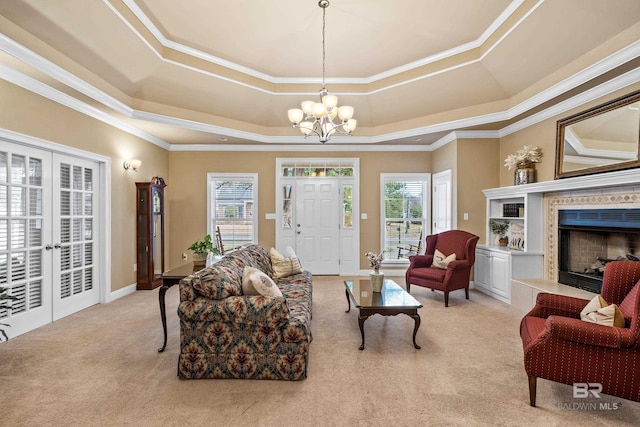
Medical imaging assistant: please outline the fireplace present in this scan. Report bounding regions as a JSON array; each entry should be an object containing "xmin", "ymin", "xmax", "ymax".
[{"xmin": 558, "ymin": 208, "xmax": 640, "ymax": 293}]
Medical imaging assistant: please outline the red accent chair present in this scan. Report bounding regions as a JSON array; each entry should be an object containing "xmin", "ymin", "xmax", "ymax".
[
  {"xmin": 405, "ymin": 230, "xmax": 479, "ymax": 307},
  {"xmin": 520, "ymin": 260, "xmax": 640, "ymax": 406}
]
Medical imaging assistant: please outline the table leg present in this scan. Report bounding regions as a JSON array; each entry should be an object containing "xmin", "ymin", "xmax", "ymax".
[
  {"xmin": 345, "ymin": 288, "xmax": 351, "ymax": 313},
  {"xmin": 410, "ymin": 313, "xmax": 421, "ymax": 349},
  {"xmin": 158, "ymin": 284, "xmax": 169, "ymax": 352},
  {"xmin": 358, "ymin": 313, "xmax": 368, "ymax": 350}
]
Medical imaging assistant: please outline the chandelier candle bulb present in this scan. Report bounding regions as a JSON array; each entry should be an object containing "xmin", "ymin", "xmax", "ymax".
[
  {"xmin": 288, "ymin": 109, "xmax": 304, "ymax": 124},
  {"xmin": 322, "ymin": 94, "xmax": 338, "ymax": 108},
  {"xmin": 312, "ymin": 102, "xmax": 327, "ymax": 118},
  {"xmin": 338, "ymin": 105, "xmax": 354, "ymax": 121},
  {"xmin": 301, "ymin": 100, "xmax": 315, "ymax": 114}
]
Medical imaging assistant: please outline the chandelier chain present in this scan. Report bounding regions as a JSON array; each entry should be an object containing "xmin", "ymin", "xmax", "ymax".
[{"xmin": 322, "ymin": 4, "xmax": 326, "ymax": 88}]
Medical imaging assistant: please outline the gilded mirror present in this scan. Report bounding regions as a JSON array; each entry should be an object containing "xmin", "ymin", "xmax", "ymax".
[{"xmin": 555, "ymin": 89, "xmax": 640, "ymax": 179}]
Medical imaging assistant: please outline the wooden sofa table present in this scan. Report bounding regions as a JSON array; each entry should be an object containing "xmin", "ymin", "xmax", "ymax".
[
  {"xmin": 158, "ymin": 262, "xmax": 201, "ymax": 352},
  {"xmin": 344, "ymin": 279, "xmax": 423, "ymax": 350}
]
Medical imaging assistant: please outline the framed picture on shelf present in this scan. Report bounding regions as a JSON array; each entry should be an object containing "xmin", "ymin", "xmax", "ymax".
[{"xmin": 509, "ymin": 222, "xmax": 525, "ymax": 250}]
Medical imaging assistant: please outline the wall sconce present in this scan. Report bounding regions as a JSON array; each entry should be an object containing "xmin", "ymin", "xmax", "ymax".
[{"xmin": 123, "ymin": 159, "xmax": 142, "ymax": 172}]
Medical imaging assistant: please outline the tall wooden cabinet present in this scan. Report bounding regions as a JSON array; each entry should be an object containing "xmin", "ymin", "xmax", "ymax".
[{"xmin": 136, "ymin": 182, "xmax": 165, "ymax": 290}]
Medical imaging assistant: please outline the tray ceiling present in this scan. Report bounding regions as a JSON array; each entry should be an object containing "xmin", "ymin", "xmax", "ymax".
[{"xmin": 0, "ymin": 0, "xmax": 639, "ymax": 148}]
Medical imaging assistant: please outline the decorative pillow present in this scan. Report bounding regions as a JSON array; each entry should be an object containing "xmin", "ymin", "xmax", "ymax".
[
  {"xmin": 242, "ymin": 266, "xmax": 283, "ymax": 297},
  {"xmin": 431, "ymin": 249, "xmax": 456, "ymax": 269},
  {"xmin": 270, "ymin": 247, "xmax": 303, "ymax": 278},
  {"xmin": 619, "ymin": 281, "xmax": 640, "ymax": 322},
  {"xmin": 580, "ymin": 294, "xmax": 625, "ymax": 328},
  {"xmin": 192, "ymin": 265, "xmax": 242, "ymax": 300}
]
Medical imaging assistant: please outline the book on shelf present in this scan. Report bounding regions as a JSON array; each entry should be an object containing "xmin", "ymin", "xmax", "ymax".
[{"xmin": 502, "ymin": 203, "xmax": 525, "ymax": 217}]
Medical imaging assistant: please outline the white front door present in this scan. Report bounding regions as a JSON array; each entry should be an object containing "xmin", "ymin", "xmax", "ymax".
[
  {"xmin": 432, "ymin": 169, "xmax": 453, "ymax": 234},
  {"xmin": 0, "ymin": 142, "xmax": 100, "ymax": 338},
  {"xmin": 295, "ymin": 179, "xmax": 340, "ymax": 274}
]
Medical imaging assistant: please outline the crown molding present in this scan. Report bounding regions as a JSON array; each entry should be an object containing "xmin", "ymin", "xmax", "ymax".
[
  {"xmin": 168, "ymin": 143, "xmax": 431, "ymax": 152},
  {"xmin": 0, "ymin": 62, "xmax": 170, "ymax": 149},
  {"xmin": 499, "ymin": 67, "xmax": 640, "ymax": 138},
  {"xmin": 0, "ymin": 33, "xmax": 134, "ymax": 117}
]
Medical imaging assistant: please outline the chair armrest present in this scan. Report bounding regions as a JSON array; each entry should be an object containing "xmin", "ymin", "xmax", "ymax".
[
  {"xmin": 408, "ymin": 254, "xmax": 433, "ymax": 269},
  {"xmin": 546, "ymin": 315, "xmax": 633, "ymax": 348},
  {"xmin": 446, "ymin": 259, "xmax": 470, "ymax": 271},
  {"xmin": 526, "ymin": 292, "xmax": 588, "ymax": 319}
]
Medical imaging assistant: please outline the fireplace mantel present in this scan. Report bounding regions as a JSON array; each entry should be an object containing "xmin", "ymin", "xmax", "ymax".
[{"xmin": 483, "ymin": 168, "xmax": 640, "ymax": 199}]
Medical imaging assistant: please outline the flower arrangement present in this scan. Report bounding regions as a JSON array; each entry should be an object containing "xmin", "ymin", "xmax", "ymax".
[
  {"xmin": 489, "ymin": 219, "xmax": 510, "ymax": 237},
  {"xmin": 504, "ymin": 145, "xmax": 543, "ymax": 170},
  {"xmin": 365, "ymin": 251, "xmax": 384, "ymax": 273}
]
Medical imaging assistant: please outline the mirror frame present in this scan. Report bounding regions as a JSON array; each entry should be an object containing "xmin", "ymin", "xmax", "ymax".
[{"xmin": 555, "ymin": 89, "xmax": 640, "ymax": 179}]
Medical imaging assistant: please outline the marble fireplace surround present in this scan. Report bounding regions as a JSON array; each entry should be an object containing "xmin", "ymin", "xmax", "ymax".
[{"xmin": 487, "ymin": 168, "xmax": 640, "ymax": 283}]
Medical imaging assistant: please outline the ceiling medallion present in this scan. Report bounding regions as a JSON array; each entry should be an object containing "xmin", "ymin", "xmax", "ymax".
[{"xmin": 287, "ymin": 0, "xmax": 356, "ymax": 143}]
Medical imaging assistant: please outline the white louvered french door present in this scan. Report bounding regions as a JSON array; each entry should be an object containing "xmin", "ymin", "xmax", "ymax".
[
  {"xmin": 0, "ymin": 141, "xmax": 99, "ymax": 338},
  {"xmin": 52, "ymin": 155, "xmax": 98, "ymax": 320},
  {"xmin": 0, "ymin": 143, "xmax": 53, "ymax": 337}
]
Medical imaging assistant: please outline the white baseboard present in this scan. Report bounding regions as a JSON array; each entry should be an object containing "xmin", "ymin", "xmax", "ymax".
[{"xmin": 107, "ymin": 283, "xmax": 137, "ymax": 302}]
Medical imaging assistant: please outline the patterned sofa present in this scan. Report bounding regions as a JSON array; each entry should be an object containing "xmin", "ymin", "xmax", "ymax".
[{"xmin": 177, "ymin": 245, "xmax": 312, "ymax": 380}]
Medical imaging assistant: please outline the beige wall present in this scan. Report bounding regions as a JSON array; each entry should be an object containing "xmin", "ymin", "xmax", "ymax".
[
  {"xmin": 457, "ymin": 139, "xmax": 500, "ymax": 245},
  {"xmin": 168, "ymin": 151, "xmax": 433, "ymax": 271},
  {"xmin": 0, "ymin": 80, "xmax": 169, "ymax": 292}
]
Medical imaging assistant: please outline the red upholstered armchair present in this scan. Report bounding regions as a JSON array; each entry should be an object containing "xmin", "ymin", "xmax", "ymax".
[
  {"xmin": 520, "ymin": 260, "xmax": 640, "ymax": 406},
  {"xmin": 405, "ymin": 230, "xmax": 479, "ymax": 307}
]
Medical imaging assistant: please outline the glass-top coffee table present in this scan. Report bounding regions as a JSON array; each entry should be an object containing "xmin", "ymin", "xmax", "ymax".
[{"xmin": 344, "ymin": 278, "xmax": 423, "ymax": 350}]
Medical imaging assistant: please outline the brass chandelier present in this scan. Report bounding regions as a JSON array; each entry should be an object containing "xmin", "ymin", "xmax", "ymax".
[{"xmin": 287, "ymin": 0, "xmax": 356, "ymax": 143}]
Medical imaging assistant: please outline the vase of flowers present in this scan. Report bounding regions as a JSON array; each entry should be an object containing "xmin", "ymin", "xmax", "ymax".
[
  {"xmin": 365, "ymin": 251, "xmax": 385, "ymax": 292},
  {"xmin": 504, "ymin": 145, "xmax": 543, "ymax": 185},
  {"xmin": 489, "ymin": 219, "xmax": 510, "ymax": 246}
]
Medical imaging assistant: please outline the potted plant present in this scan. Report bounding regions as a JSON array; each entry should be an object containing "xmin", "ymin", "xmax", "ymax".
[
  {"xmin": 0, "ymin": 286, "xmax": 18, "ymax": 342},
  {"xmin": 188, "ymin": 234, "xmax": 220, "ymax": 267},
  {"xmin": 489, "ymin": 219, "xmax": 510, "ymax": 246}
]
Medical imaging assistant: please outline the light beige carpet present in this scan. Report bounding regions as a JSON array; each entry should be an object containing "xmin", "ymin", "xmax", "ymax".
[{"xmin": 1, "ymin": 276, "xmax": 638, "ymax": 426}]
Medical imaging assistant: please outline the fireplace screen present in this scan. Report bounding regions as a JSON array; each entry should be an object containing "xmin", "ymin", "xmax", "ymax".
[{"xmin": 558, "ymin": 209, "xmax": 640, "ymax": 293}]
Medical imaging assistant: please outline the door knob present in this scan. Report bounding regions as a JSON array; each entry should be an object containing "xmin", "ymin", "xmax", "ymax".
[
  {"xmin": 54, "ymin": 243, "xmax": 61, "ymax": 249},
  {"xmin": 45, "ymin": 244, "xmax": 53, "ymax": 250}
]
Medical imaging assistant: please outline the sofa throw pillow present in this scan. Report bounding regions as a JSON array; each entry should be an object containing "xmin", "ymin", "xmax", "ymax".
[
  {"xmin": 242, "ymin": 266, "xmax": 283, "ymax": 298},
  {"xmin": 270, "ymin": 247, "xmax": 303, "ymax": 278},
  {"xmin": 431, "ymin": 249, "xmax": 456, "ymax": 269},
  {"xmin": 580, "ymin": 294, "xmax": 625, "ymax": 328}
]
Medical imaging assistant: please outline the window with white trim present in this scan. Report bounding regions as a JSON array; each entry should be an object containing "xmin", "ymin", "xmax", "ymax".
[
  {"xmin": 381, "ymin": 174, "xmax": 430, "ymax": 262},
  {"xmin": 207, "ymin": 174, "xmax": 257, "ymax": 252}
]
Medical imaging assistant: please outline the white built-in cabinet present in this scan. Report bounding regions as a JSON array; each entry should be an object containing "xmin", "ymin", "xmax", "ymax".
[{"xmin": 474, "ymin": 189, "xmax": 544, "ymax": 303}]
